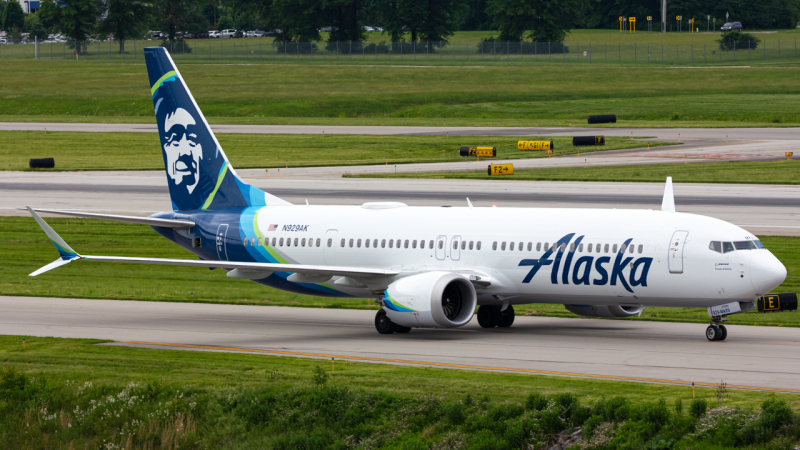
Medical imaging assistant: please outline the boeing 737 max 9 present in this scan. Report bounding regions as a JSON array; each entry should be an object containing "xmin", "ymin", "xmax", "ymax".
[{"xmin": 27, "ymin": 47, "xmax": 792, "ymax": 341}]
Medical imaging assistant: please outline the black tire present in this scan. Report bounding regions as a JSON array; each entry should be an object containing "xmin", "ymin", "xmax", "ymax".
[
  {"xmin": 395, "ymin": 325, "xmax": 412, "ymax": 333},
  {"xmin": 498, "ymin": 305, "xmax": 515, "ymax": 328},
  {"xmin": 477, "ymin": 305, "xmax": 499, "ymax": 328},
  {"xmin": 718, "ymin": 325, "xmax": 727, "ymax": 341},
  {"xmin": 706, "ymin": 325, "xmax": 720, "ymax": 341},
  {"xmin": 375, "ymin": 309, "xmax": 396, "ymax": 335}
]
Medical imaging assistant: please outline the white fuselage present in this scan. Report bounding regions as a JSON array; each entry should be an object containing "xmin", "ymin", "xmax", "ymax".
[{"xmin": 239, "ymin": 203, "xmax": 786, "ymax": 309}]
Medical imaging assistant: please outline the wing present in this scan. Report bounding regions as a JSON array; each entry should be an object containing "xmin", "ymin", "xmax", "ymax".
[
  {"xmin": 26, "ymin": 207, "xmax": 398, "ymax": 279},
  {"xmin": 24, "ymin": 208, "xmax": 195, "ymax": 229}
]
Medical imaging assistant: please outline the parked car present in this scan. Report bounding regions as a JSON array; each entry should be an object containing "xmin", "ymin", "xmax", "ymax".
[
  {"xmin": 245, "ymin": 30, "xmax": 264, "ymax": 38},
  {"xmin": 220, "ymin": 29, "xmax": 237, "ymax": 38},
  {"xmin": 264, "ymin": 30, "xmax": 278, "ymax": 37},
  {"xmin": 208, "ymin": 31, "xmax": 220, "ymax": 38},
  {"xmin": 720, "ymin": 21, "xmax": 743, "ymax": 31}
]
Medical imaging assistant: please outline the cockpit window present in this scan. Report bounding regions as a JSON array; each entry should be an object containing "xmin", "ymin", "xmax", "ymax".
[
  {"xmin": 754, "ymin": 240, "xmax": 765, "ymax": 249},
  {"xmin": 709, "ymin": 241, "xmax": 722, "ymax": 253},
  {"xmin": 734, "ymin": 241, "xmax": 752, "ymax": 250},
  {"xmin": 722, "ymin": 242, "xmax": 735, "ymax": 253}
]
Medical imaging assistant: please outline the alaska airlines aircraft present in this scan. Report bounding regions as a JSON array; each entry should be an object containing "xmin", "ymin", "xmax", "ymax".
[{"xmin": 28, "ymin": 47, "xmax": 789, "ymax": 341}]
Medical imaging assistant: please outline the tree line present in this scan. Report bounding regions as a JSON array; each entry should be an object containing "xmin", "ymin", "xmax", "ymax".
[{"xmin": 2, "ymin": 0, "xmax": 799, "ymax": 53}]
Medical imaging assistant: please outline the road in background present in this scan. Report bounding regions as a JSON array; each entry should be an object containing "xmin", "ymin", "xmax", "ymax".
[
  {"xmin": 2, "ymin": 296, "xmax": 798, "ymax": 392},
  {"xmin": 2, "ymin": 171, "xmax": 798, "ymax": 235}
]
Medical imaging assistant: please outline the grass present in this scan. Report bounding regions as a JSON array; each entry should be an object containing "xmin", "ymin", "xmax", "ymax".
[
  {"xmin": 0, "ymin": 130, "xmax": 669, "ymax": 171},
  {"xmin": 2, "ymin": 217, "xmax": 798, "ymax": 327},
  {"xmin": 350, "ymin": 160, "xmax": 800, "ymax": 185},
  {"xmin": 2, "ymin": 335, "xmax": 799, "ymax": 448},
  {"xmin": 2, "ymin": 61, "xmax": 800, "ymax": 127}
]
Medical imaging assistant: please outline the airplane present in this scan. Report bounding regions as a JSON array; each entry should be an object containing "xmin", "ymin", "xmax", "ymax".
[{"xmin": 27, "ymin": 47, "xmax": 792, "ymax": 341}]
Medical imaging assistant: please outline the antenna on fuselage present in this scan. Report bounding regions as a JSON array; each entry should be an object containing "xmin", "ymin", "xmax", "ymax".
[
  {"xmin": 466, "ymin": 198, "xmax": 473, "ymax": 209},
  {"xmin": 661, "ymin": 177, "xmax": 676, "ymax": 212}
]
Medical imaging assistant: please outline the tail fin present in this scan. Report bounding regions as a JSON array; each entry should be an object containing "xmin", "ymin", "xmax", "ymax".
[{"xmin": 144, "ymin": 47, "xmax": 290, "ymax": 211}]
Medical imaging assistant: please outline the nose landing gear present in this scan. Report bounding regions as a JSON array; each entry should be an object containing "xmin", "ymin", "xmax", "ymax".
[{"xmin": 706, "ymin": 323, "xmax": 727, "ymax": 341}]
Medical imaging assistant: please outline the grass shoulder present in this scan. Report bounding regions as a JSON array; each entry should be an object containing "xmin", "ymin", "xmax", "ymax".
[
  {"xmin": 349, "ymin": 160, "xmax": 800, "ymax": 185},
  {"xmin": 0, "ymin": 130, "xmax": 671, "ymax": 171}
]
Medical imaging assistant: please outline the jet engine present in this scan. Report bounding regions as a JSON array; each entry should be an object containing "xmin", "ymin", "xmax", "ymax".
[
  {"xmin": 383, "ymin": 272, "xmax": 477, "ymax": 328},
  {"xmin": 565, "ymin": 304, "xmax": 644, "ymax": 318}
]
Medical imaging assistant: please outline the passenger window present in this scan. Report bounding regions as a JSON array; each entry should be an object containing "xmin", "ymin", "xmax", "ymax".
[
  {"xmin": 604, "ymin": 244, "xmax": 609, "ymax": 253},
  {"xmin": 492, "ymin": 241, "xmax": 497, "ymax": 250},
  {"xmin": 429, "ymin": 240, "xmax": 434, "ymax": 249},
  {"xmin": 722, "ymin": 242, "xmax": 735, "ymax": 253},
  {"xmin": 469, "ymin": 241, "xmax": 474, "ymax": 250},
  {"xmin": 326, "ymin": 238, "xmax": 331, "ymax": 247},
  {"xmin": 569, "ymin": 243, "xmax": 575, "ymax": 252},
  {"xmin": 637, "ymin": 244, "xmax": 643, "ymax": 253},
  {"xmin": 280, "ymin": 238, "xmax": 284, "ymax": 246},
  {"xmin": 381, "ymin": 239, "xmax": 386, "ymax": 248},
  {"xmin": 357, "ymin": 239, "xmax": 362, "ymax": 248},
  {"xmin": 272, "ymin": 238, "xmax": 277, "ymax": 246},
  {"xmin": 578, "ymin": 243, "xmax": 583, "ymax": 252},
  {"xmin": 404, "ymin": 240, "xmax": 409, "ymax": 249},
  {"xmin": 613, "ymin": 244, "xmax": 618, "ymax": 253},
  {"xmin": 374, "ymin": 239, "xmax": 378, "ymax": 248},
  {"xmin": 453, "ymin": 241, "xmax": 458, "ymax": 250},
  {"xmin": 420, "ymin": 240, "xmax": 425, "ymax": 249},
  {"xmin": 340, "ymin": 239, "xmax": 345, "ymax": 248},
  {"xmin": 501, "ymin": 242, "xmax": 507, "ymax": 251},
  {"xmin": 461, "ymin": 241, "xmax": 466, "ymax": 250},
  {"xmin": 294, "ymin": 238, "xmax": 298, "ymax": 246},
  {"xmin": 389, "ymin": 240, "xmax": 394, "ymax": 248},
  {"xmin": 518, "ymin": 242, "xmax": 523, "ymax": 251},
  {"xmin": 509, "ymin": 242, "xmax": 514, "ymax": 251},
  {"xmin": 287, "ymin": 238, "xmax": 292, "ymax": 247},
  {"xmin": 438, "ymin": 240, "xmax": 444, "ymax": 250},
  {"xmin": 257, "ymin": 237, "xmax": 262, "ymax": 246},
  {"xmin": 365, "ymin": 239, "xmax": 370, "ymax": 248},
  {"xmin": 709, "ymin": 241, "xmax": 722, "ymax": 253},
  {"xmin": 304, "ymin": 238, "xmax": 309, "ymax": 247},
  {"xmin": 543, "ymin": 242, "xmax": 549, "ymax": 251},
  {"xmin": 477, "ymin": 241, "xmax": 482, "ymax": 250},
  {"xmin": 629, "ymin": 244, "xmax": 634, "ymax": 253},
  {"xmin": 412, "ymin": 240, "xmax": 417, "ymax": 249},
  {"xmin": 251, "ymin": 238, "xmax": 256, "ymax": 246},
  {"xmin": 536, "ymin": 243, "xmax": 541, "ymax": 251},
  {"xmin": 527, "ymin": 242, "xmax": 532, "ymax": 251},
  {"xmin": 587, "ymin": 243, "xmax": 593, "ymax": 252}
]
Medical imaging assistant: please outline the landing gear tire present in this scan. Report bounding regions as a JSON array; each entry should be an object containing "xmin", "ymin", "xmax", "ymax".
[
  {"xmin": 498, "ymin": 305, "xmax": 515, "ymax": 328},
  {"xmin": 706, "ymin": 325, "xmax": 721, "ymax": 341},
  {"xmin": 375, "ymin": 309, "xmax": 396, "ymax": 335},
  {"xmin": 718, "ymin": 325, "xmax": 727, "ymax": 341},
  {"xmin": 395, "ymin": 325, "xmax": 412, "ymax": 333},
  {"xmin": 477, "ymin": 305, "xmax": 500, "ymax": 328}
]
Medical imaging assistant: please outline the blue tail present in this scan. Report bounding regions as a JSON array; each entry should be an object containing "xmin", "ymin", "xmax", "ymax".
[{"xmin": 144, "ymin": 47, "xmax": 288, "ymax": 211}]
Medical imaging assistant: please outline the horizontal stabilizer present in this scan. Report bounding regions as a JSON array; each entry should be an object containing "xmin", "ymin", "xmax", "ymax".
[
  {"xmin": 29, "ymin": 257, "xmax": 78, "ymax": 277},
  {"xmin": 24, "ymin": 208, "xmax": 195, "ymax": 229}
]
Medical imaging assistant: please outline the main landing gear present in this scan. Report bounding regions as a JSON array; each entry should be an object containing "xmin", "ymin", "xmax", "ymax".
[
  {"xmin": 477, "ymin": 305, "xmax": 515, "ymax": 328},
  {"xmin": 706, "ymin": 319, "xmax": 728, "ymax": 341},
  {"xmin": 374, "ymin": 309, "xmax": 411, "ymax": 335}
]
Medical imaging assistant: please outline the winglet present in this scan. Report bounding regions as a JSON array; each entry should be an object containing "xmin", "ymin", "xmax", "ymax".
[
  {"xmin": 26, "ymin": 206, "xmax": 81, "ymax": 276},
  {"xmin": 661, "ymin": 177, "xmax": 675, "ymax": 213}
]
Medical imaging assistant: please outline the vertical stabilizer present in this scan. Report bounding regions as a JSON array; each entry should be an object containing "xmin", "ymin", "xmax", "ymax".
[
  {"xmin": 661, "ymin": 177, "xmax": 676, "ymax": 212},
  {"xmin": 144, "ymin": 47, "xmax": 290, "ymax": 211}
]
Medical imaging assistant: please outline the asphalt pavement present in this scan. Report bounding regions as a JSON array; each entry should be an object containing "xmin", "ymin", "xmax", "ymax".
[{"xmin": 2, "ymin": 296, "xmax": 798, "ymax": 392}]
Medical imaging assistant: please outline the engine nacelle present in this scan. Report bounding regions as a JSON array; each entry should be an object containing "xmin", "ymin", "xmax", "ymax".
[
  {"xmin": 565, "ymin": 304, "xmax": 644, "ymax": 318},
  {"xmin": 383, "ymin": 272, "xmax": 477, "ymax": 328}
]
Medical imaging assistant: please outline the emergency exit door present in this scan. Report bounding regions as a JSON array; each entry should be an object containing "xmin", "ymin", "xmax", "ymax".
[{"xmin": 668, "ymin": 230, "xmax": 689, "ymax": 273}]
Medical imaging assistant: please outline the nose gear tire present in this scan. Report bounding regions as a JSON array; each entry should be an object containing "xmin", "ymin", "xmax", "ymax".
[{"xmin": 706, "ymin": 325, "xmax": 720, "ymax": 341}]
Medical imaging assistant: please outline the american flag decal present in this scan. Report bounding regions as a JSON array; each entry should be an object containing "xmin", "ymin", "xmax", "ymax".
[{"xmin": 268, "ymin": 224, "xmax": 278, "ymax": 231}]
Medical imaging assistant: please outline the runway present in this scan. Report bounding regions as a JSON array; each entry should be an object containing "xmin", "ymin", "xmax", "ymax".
[
  {"xmin": 2, "ymin": 171, "xmax": 799, "ymax": 235},
  {"xmin": 2, "ymin": 296, "xmax": 799, "ymax": 392}
]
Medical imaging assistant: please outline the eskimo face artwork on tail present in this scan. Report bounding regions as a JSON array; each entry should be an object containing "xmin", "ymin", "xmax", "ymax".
[{"xmin": 163, "ymin": 108, "xmax": 203, "ymax": 194}]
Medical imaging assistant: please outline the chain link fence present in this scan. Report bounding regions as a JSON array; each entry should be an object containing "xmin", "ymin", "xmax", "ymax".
[{"xmin": 2, "ymin": 37, "xmax": 797, "ymax": 65}]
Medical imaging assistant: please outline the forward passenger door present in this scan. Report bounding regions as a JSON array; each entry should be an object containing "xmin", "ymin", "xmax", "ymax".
[{"xmin": 668, "ymin": 231, "xmax": 689, "ymax": 274}]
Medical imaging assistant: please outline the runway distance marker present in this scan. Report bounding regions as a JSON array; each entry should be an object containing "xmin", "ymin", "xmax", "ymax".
[{"xmin": 121, "ymin": 341, "xmax": 800, "ymax": 394}]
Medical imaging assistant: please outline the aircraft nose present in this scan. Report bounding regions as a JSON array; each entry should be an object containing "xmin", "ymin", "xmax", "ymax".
[{"xmin": 750, "ymin": 251, "xmax": 787, "ymax": 295}]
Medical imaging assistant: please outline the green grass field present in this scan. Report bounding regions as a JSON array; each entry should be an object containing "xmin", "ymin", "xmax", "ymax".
[
  {"xmin": 3, "ymin": 335, "xmax": 799, "ymax": 449},
  {"xmin": 0, "ymin": 130, "xmax": 669, "ymax": 171},
  {"xmin": 3, "ymin": 217, "xmax": 798, "ymax": 327},
  {"xmin": 3, "ymin": 60, "xmax": 800, "ymax": 127},
  {"xmin": 351, "ymin": 160, "xmax": 800, "ymax": 185}
]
